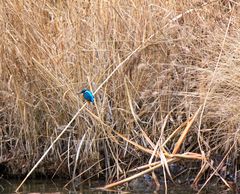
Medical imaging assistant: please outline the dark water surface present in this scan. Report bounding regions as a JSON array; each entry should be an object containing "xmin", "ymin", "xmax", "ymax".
[{"xmin": 0, "ymin": 179, "xmax": 232, "ymax": 194}]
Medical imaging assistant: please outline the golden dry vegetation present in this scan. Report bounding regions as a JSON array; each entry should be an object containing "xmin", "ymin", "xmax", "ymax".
[{"xmin": 0, "ymin": 0, "xmax": 240, "ymax": 190}]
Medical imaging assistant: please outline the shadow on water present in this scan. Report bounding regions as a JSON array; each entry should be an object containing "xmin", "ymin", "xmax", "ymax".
[{"xmin": 0, "ymin": 179, "xmax": 233, "ymax": 194}]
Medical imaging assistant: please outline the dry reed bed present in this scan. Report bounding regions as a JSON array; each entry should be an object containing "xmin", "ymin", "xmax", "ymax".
[{"xmin": 0, "ymin": 0, "xmax": 240, "ymax": 191}]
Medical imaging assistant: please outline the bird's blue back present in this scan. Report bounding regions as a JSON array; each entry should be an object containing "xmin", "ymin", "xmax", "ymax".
[{"xmin": 83, "ymin": 90, "xmax": 94, "ymax": 103}]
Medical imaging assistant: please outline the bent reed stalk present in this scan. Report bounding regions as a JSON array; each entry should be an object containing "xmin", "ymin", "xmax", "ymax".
[{"xmin": 15, "ymin": 42, "xmax": 146, "ymax": 192}]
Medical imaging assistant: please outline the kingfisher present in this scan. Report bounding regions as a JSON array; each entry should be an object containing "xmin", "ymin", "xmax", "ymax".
[{"xmin": 79, "ymin": 88, "xmax": 95, "ymax": 104}]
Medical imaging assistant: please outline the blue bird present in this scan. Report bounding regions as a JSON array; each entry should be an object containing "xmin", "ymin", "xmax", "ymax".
[{"xmin": 80, "ymin": 88, "xmax": 95, "ymax": 104}]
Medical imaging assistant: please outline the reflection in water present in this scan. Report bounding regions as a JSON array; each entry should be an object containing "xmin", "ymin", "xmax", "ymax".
[{"xmin": 0, "ymin": 179, "xmax": 232, "ymax": 194}]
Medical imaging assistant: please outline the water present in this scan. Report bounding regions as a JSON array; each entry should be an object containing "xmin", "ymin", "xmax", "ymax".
[{"xmin": 0, "ymin": 179, "xmax": 232, "ymax": 194}]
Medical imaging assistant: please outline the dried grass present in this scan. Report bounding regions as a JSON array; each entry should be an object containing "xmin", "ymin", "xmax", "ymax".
[{"xmin": 0, "ymin": 0, "xmax": 240, "ymax": 192}]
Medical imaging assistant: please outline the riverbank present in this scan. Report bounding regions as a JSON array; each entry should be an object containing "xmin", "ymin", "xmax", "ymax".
[{"xmin": 1, "ymin": 178, "xmax": 231, "ymax": 194}]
